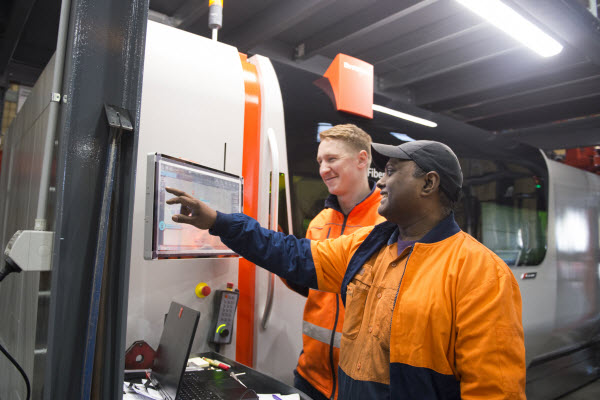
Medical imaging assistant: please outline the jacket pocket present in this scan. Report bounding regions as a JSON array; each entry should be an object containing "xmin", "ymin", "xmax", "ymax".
[
  {"xmin": 343, "ymin": 280, "xmax": 370, "ymax": 340},
  {"xmin": 372, "ymin": 288, "xmax": 395, "ymax": 350}
]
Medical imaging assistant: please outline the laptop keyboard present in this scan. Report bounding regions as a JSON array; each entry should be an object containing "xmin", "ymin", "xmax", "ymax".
[{"xmin": 177, "ymin": 372, "xmax": 222, "ymax": 400}]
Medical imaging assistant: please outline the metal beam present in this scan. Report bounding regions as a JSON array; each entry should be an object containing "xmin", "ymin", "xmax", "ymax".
[
  {"xmin": 471, "ymin": 94, "xmax": 600, "ymax": 131},
  {"xmin": 171, "ymin": 0, "xmax": 208, "ymax": 31},
  {"xmin": 5, "ymin": 61, "xmax": 43, "ymax": 87},
  {"xmin": 357, "ymin": 9, "xmax": 483, "ymax": 67},
  {"xmin": 296, "ymin": 0, "xmax": 439, "ymax": 60},
  {"xmin": 413, "ymin": 47, "xmax": 586, "ymax": 106},
  {"xmin": 422, "ymin": 62, "xmax": 600, "ymax": 112},
  {"xmin": 499, "ymin": 114, "xmax": 600, "ymax": 149},
  {"xmin": 223, "ymin": 0, "xmax": 336, "ymax": 53},
  {"xmin": 148, "ymin": 10, "xmax": 180, "ymax": 27},
  {"xmin": 0, "ymin": 0, "xmax": 37, "ymax": 78},
  {"xmin": 251, "ymin": 39, "xmax": 415, "ymax": 103},
  {"xmin": 252, "ymin": 39, "xmax": 333, "ymax": 75},
  {"xmin": 458, "ymin": 75, "xmax": 600, "ymax": 122},
  {"xmin": 380, "ymin": 36, "xmax": 520, "ymax": 88}
]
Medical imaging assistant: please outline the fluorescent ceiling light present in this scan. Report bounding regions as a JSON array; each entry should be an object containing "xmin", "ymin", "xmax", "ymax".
[
  {"xmin": 390, "ymin": 132, "xmax": 416, "ymax": 142},
  {"xmin": 456, "ymin": 0, "xmax": 563, "ymax": 57},
  {"xmin": 372, "ymin": 104, "xmax": 437, "ymax": 128}
]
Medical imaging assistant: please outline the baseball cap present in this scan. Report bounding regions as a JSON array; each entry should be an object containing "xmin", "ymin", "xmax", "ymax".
[{"xmin": 371, "ymin": 140, "xmax": 463, "ymax": 201}]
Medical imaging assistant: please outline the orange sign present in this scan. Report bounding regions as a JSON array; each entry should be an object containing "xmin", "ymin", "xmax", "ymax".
[{"xmin": 318, "ymin": 54, "xmax": 373, "ymax": 119}]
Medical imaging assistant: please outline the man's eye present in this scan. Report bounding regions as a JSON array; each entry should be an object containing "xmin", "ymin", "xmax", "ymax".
[{"xmin": 385, "ymin": 168, "xmax": 395, "ymax": 176}]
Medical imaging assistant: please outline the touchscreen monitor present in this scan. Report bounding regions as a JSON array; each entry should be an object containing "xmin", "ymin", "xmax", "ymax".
[{"xmin": 144, "ymin": 154, "xmax": 243, "ymax": 259}]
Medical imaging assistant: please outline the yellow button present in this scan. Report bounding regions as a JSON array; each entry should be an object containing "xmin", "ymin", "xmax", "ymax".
[
  {"xmin": 368, "ymin": 327, "xmax": 373, "ymax": 333},
  {"xmin": 391, "ymin": 262, "xmax": 396, "ymax": 267},
  {"xmin": 377, "ymin": 293, "xmax": 382, "ymax": 299},
  {"xmin": 357, "ymin": 362, "xmax": 361, "ymax": 370}
]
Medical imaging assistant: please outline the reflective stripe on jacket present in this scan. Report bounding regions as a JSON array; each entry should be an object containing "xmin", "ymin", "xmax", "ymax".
[
  {"xmin": 211, "ymin": 213, "xmax": 526, "ymax": 399},
  {"xmin": 295, "ymin": 185, "xmax": 384, "ymax": 399}
]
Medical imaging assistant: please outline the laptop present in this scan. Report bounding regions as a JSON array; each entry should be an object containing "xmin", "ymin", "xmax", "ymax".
[{"xmin": 147, "ymin": 301, "xmax": 256, "ymax": 400}]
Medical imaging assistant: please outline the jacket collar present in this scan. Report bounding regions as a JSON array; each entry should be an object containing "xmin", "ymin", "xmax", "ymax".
[
  {"xmin": 324, "ymin": 180, "xmax": 378, "ymax": 214},
  {"xmin": 387, "ymin": 212, "xmax": 460, "ymax": 245}
]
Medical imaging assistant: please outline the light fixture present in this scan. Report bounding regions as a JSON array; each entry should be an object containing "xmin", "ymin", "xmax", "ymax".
[
  {"xmin": 456, "ymin": 0, "xmax": 563, "ymax": 57},
  {"xmin": 372, "ymin": 104, "xmax": 437, "ymax": 128},
  {"xmin": 389, "ymin": 132, "xmax": 416, "ymax": 142}
]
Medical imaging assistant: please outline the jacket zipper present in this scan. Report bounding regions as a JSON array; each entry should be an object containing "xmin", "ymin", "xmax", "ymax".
[
  {"xmin": 390, "ymin": 247, "xmax": 413, "ymax": 335},
  {"xmin": 340, "ymin": 213, "xmax": 348, "ymax": 235}
]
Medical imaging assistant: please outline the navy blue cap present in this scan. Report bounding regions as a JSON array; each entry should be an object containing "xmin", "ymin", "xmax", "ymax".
[{"xmin": 371, "ymin": 140, "xmax": 463, "ymax": 201}]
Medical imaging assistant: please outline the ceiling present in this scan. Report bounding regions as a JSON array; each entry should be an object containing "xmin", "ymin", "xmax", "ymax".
[{"xmin": 2, "ymin": 0, "xmax": 600, "ymax": 150}]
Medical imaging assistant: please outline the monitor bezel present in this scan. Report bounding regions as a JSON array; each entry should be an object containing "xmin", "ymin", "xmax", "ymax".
[{"xmin": 144, "ymin": 153, "xmax": 243, "ymax": 260}]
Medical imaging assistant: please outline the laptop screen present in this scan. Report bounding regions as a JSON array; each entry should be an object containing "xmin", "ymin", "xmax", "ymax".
[{"xmin": 152, "ymin": 302, "xmax": 200, "ymax": 400}]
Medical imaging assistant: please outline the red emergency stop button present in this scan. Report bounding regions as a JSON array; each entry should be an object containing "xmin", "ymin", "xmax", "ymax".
[
  {"xmin": 195, "ymin": 282, "xmax": 211, "ymax": 298},
  {"xmin": 227, "ymin": 282, "xmax": 234, "ymax": 289}
]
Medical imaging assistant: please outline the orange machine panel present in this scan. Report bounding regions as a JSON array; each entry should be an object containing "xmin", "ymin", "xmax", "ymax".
[
  {"xmin": 565, "ymin": 147, "xmax": 600, "ymax": 174},
  {"xmin": 237, "ymin": 53, "xmax": 261, "ymax": 366}
]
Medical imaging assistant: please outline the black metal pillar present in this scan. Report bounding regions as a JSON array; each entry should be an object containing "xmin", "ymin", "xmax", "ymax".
[{"xmin": 43, "ymin": 0, "xmax": 148, "ymax": 399}]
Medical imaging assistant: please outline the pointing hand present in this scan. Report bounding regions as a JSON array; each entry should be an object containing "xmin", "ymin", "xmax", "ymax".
[{"xmin": 165, "ymin": 187, "xmax": 218, "ymax": 230}]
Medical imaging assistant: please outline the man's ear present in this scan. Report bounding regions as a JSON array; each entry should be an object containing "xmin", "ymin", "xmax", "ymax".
[
  {"xmin": 357, "ymin": 150, "xmax": 369, "ymax": 169},
  {"xmin": 422, "ymin": 171, "xmax": 441, "ymax": 196}
]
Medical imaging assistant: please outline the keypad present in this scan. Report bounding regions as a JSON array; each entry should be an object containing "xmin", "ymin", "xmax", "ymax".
[{"xmin": 178, "ymin": 373, "xmax": 221, "ymax": 400}]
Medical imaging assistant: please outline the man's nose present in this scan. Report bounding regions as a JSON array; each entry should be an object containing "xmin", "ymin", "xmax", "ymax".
[{"xmin": 376, "ymin": 177, "xmax": 385, "ymax": 189}]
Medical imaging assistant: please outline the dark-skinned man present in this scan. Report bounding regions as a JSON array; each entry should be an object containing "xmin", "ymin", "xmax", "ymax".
[{"xmin": 166, "ymin": 140, "xmax": 526, "ymax": 400}]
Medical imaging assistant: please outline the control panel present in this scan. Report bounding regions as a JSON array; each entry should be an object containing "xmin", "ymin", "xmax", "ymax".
[{"xmin": 209, "ymin": 284, "xmax": 239, "ymax": 344}]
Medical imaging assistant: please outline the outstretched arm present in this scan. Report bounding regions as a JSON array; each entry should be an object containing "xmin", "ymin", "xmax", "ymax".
[
  {"xmin": 165, "ymin": 187, "xmax": 319, "ymax": 289},
  {"xmin": 165, "ymin": 187, "xmax": 351, "ymax": 293}
]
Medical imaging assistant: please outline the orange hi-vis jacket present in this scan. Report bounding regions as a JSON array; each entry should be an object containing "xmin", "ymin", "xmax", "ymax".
[
  {"xmin": 211, "ymin": 213, "xmax": 526, "ymax": 399},
  {"xmin": 294, "ymin": 186, "xmax": 384, "ymax": 399}
]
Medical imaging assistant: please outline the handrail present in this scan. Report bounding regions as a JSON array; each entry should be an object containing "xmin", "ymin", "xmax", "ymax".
[{"xmin": 261, "ymin": 128, "xmax": 279, "ymax": 329}]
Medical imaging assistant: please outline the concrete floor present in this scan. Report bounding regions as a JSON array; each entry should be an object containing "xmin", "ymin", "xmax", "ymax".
[{"xmin": 559, "ymin": 378, "xmax": 600, "ymax": 399}]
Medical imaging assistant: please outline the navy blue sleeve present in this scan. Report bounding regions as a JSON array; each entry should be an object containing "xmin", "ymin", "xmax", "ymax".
[{"xmin": 209, "ymin": 212, "xmax": 318, "ymax": 289}]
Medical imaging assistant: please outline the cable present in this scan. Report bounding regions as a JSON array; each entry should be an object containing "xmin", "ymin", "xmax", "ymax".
[
  {"xmin": 238, "ymin": 388, "xmax": 258, "ymax": 399},
  {"xmin": 0, "ymin": 257, "xmax": 22, "ymax": 283},
  {"xmin": 0, "ymin": 341, "xmax": 31, "ymax": 400}
]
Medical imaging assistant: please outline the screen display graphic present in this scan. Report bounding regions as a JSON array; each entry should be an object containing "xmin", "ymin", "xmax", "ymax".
[{"xmin": 146, "ymin": 154, "xmax": 243, "ymax": 259}]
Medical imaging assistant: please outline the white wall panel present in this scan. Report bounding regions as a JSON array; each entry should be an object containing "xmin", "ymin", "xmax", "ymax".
[{"xmin": 0, "ymin": 54, "xmax": 55, "ymax": 400}]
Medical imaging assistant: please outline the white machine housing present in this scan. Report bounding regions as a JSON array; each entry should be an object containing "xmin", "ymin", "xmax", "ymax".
[{"xmin": 126, "ymin": 21, "xmax": 304, "ymax": 383}]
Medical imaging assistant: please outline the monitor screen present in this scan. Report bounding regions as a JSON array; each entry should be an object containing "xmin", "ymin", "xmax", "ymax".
[{"xmin": 145, "ymin": 154, "xmax": 243, "ymax": 259}]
